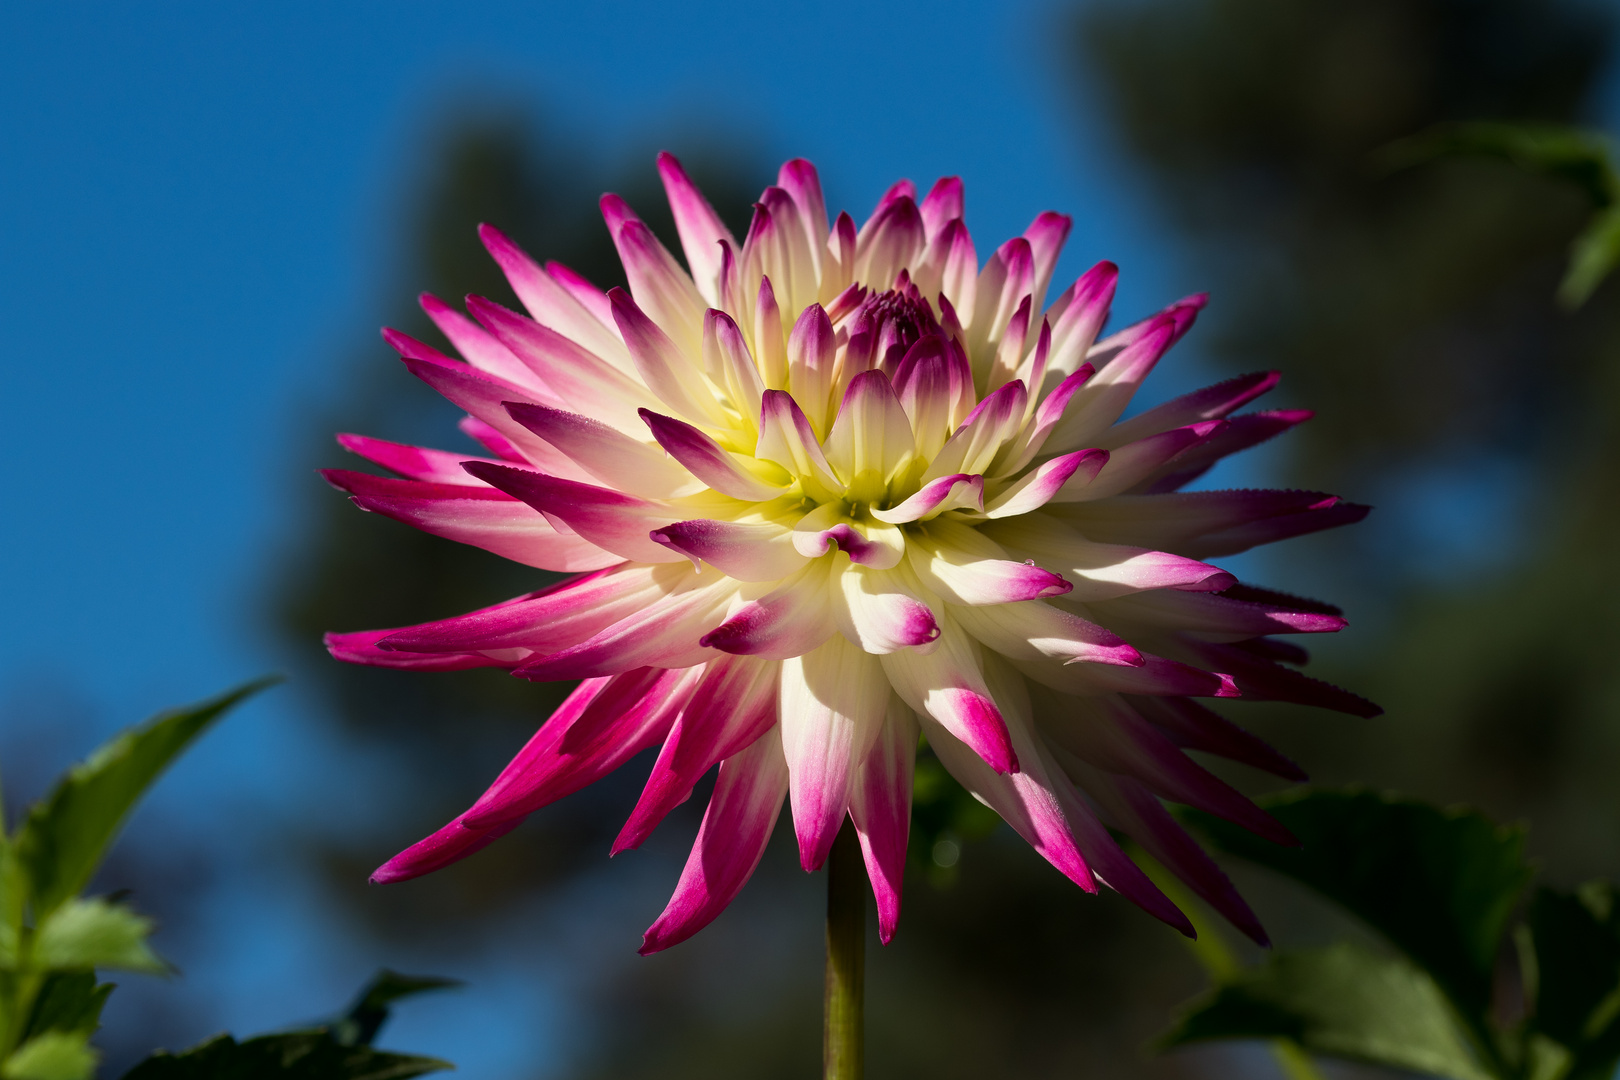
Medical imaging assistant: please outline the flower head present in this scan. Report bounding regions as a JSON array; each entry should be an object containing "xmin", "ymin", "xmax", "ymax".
[{"xmin": 325, "ymin": 155, "xmax": 1375, "ymax": 953}]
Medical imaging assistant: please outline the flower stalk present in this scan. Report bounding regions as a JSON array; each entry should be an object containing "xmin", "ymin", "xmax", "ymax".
[{"xmin": 824, "ymin": 821, "xmax": 865, "ymax": 1080}]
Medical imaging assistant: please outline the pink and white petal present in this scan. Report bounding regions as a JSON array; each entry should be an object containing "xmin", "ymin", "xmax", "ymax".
[
  {"xmin": 891, "ymin": 333, "xmax": 975, "ymax": 459},
  {"xmin": 1049, "ymin": 489, "xmax": 1371, "ymax": 559},
  {"xmin": 639, "ymin": 723, "xmax": 789, "ymax": 954},
  {"xmin": 1090, "ymin": 588, "xmax": 1347, "ymax": 640},
  {"xmin": 702, "ymin": 310, "xmax": 766, "ymax": 436},
  {"xmin": 1127, "ymin": 694, "xmax": 1306, "ymax": 781},
  {"xmin": 996, "ymin": 369, "xmax": 1097, "ymax": 478},
  {"xmin": 919, "ymin": 656, "xmax": 1095, "ymax": 889},
  {"xmin": 871, "ymin": 473, "xmax": 983, "ymax": 524},
  {"xmin": 392, "ymin": 350, "xmax": 593, "ymax": 480},
  {"xmin": 336, "ymin": 434, "xmax": 499, "ymax": 486},
  {"xmin": 545, "ymin": 261, "xmax": 618, "ymax": 329},
  {"xmin": 792, "ymin": 502, "xmax": 905, "ymax": 569},
  {"xmin": 419, "ymin": 292, "xmax": 555, "ymax": 397},
  {"xmin": 1085, "ymin": 765, "xmax": 1266, "ymax": 943},
  {"xmin": 1038, "ymin": 744, "xmax": 1193, "ymax": 936},
  {"xmin": 880, "ymin": 617, "xmax": 1018, "ymax": 774},
  {"xmin": 824, "ymin": 370, "xmax": 916, "ymax": 491},
  {"xmin": 652, "ymin": 517, "xmax": 807, "ymax": 581},
  {"xmin": 462, "ymin": 462, "xmax": 683, "ymax": 564},
  {"xmin": 1022, "ymin": 212, "xmax": 1073, "ymax": 317},
  {"xmin": 849, "ymin": 695, "xmax": 919, "ymax": 942},
  {"xmin": 986, "ymin": 294, "xmax": 1033, "ymax": 394},
  {"xmin": 982, "ymin": 449, "xmax": 1108, "ymax": 518},
  {"xmin": 609, "ymin": 288, "xmax": 730, "ymax": 427},
  {"xmin": 701, "ymin": 561, "xmax": 838, "ymax": 659},
  {"xmin": 753, "ymin": 276, "xmax": 789, "ymax": 390},
  {"xmin": 477, "ymin": 224, "xmax": 631, "ymax": 368},
  {"xmin": 639, "ymin": 409, "xmax": 787, "ymax": 501},
  {"xmin": 967, "ymin": 237, "xmax": 1033, "ymax": 368},
  {"xmin": 469, "ymin": 668, "xmax": 698, "ymax": 827},
  {"xmin": 1136, "ymin": 410, "xmax": 1313, "ymax": 494},
  {"xmin": 603, "ymin": 198, "xmax": 708, "ymax": 355},
  {"xmin": 918, "ymin": 176, "xmax": 964, "ymax": 240},
  {"xmin": 458, "ymin": 415, "xmax": 526, "ymax": 461},
  {"xmin": 1041, "ymin": 694, "xmax": 1292, "ymax": 845},
  {"xmin": 505, "ymin": 402, "xmax": 699, "ymax": 498},
  {"xmin": 820, "ymin": 211, "xmax": 859, "ymax": 304},
  {"xmin": 322, "ymin": 469, "xmax": 619, "ymax": 572},
  {"xmin": 466, "ymin": 296, "xmax": 656, "ymax": 431},
  {"xmin": 1178, "ymin": 641, "xmax": 1383, "ymax": 718},
  {"xmin": 1101, "ymin": 371, "xmax": 1281, "ymax": 449},
  {"xmin": 853, "ymin": 194, "xmax": 925, "ymax": 291},
  {"xmin": 371, "ymin": 813, "xmax": 526, "ymax": 884},
  {"xmin": 908, "ymin": 519, "xmax": 1071, "ymax": 605},
  {"xmin": 514, "ymin": 578, "xmax": 736, "ymax": 680},
  {"xmin": 614, "ymin": 654, "xmax": 779, "ymax": 853},
  {"xmin": 949, "ymin": 600, "xmax": 1142, "ymax": 668},
  {"xmin": 1012, "ymin": 651, "xmax": 1233, "ymax": 699},
  {"xmin": 922, "ymin": 379, "xmax": 1029, "ymax": 481},
  {"xmin": 778, "ymin": 158, "xmax": 830, "ymax": 276},
  {"xmin": 980, "ymin": 513, "xmax": 1236, "ymax": 600},
  {"xmin": 1041, "ymin": 315, "xmax": 1179, "ymax": 454},
  {"xmin": 831, "ymin": 563, "xmax": 942, "ymax": 654},
  {"xmin": 755, "ymin": 390, "xmax": 842, "ymax": 501},
  {"xmin": 376, "ymin": 564, "xmax": 687, "ymax": 656},
  {"xmin": 326, "ymin": 628, "xmax": 518, "ymax": 672},
  {"xmin": 1043, "ymin": 261, "xmax": 1118, "ymax": 388},
  {"xmin": 779, "ymin": 635, "xmax": 893, "ymax": 870},
  {"xmin": 1053, "ymin": 421, "xmax": 1226, "ymax": 502},
  {"xmin": 787, "ymin": 303, "xmax": 837, "ymax": 434},
  {"xmin": 657, "ymin": 151, "xmax": 738, "ymax": 307}
]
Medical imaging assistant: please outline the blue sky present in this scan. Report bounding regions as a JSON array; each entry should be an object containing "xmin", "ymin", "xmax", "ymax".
[{"xmin": 5, "ymin": 3, "xmax": 1614, "ymax": 1075}]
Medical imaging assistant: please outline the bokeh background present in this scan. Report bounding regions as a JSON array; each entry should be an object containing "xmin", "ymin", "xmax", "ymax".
[{"xmin": 4, "ymin": 1, "xmax": 1620, "ymax": 1076}]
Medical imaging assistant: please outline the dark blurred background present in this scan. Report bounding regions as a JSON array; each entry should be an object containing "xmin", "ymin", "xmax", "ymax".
[{"xmin": 4, "ymin": 1, "xmax": 1619, "ymax": 1076}]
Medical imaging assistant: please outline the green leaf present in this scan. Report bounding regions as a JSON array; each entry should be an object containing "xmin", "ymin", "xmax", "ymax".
[
  {"xmin": 16, "ymin": 678, "xmax": 277, "ymax": 917},
  {"xmin": 20, "ymin": 974, "xmax": 113, "ymax": 1041},
  {"xmin": 1376, "ymin": 122, "xmax": 1620, "ymax": 208},
  {"xmin": 1164, "ymin": 942, "xmax": 1490, "ymax": 1080},
  {"xmin": 33, "ymin": 898, "xmax": 165, "ymax": 974},
  {"xmin": 327, "ymin": 971, "xmax": 462, "ymax": 1048},
  {"xmin": 1, "ymin": 1032, "xmax": 97, "ymax": 1080},
  {"xmin": 1528, "ymin": 882, "xmax": 1620, "ymax": 1079},
  {"xmin": 1187, "ymin": 789, "xmax": 1534, "ymax": 1028},
  {"xmin": 1558, "ymin": 205, "xmax": 1620, "ymax": 309},
  {"xmin": 119, "ymin": 1032, "xmax": 451, "ymax": 1080},
  {"xmin": 0, "ymin": 838, "xmax": 23, "ymax": 964}
]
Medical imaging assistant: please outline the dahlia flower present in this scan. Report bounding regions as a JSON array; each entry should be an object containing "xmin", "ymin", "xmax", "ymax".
[{"xmin": 325, "ymin": 154, "xmax": 1374, "ymax": 954}]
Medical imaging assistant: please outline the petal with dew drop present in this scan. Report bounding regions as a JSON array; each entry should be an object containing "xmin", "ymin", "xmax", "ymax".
[{"xmin": 908, "ymin": 518, "xmax": 1072, "ymax": 605}]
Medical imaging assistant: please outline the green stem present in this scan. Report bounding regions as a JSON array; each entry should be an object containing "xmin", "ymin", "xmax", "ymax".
[{"xmin": 824, "ymin": 822, "xmax": 864, "ymax": 1080}]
